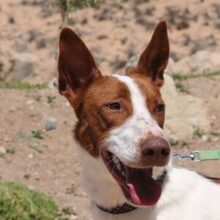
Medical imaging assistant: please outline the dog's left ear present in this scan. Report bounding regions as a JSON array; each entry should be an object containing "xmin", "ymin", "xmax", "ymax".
[{"xmin": 137, "ymin": 21, "xmax": 169, "ymax": 87}]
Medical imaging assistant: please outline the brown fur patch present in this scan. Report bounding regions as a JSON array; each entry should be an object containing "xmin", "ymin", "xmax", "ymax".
[
  {"xmin": 58, "ymin": 27, "xmax": 101, "ymax": 109},
  {"xmin": 128, "ymin": 73, "xmax": 165, "ymax": 128},
  {"xmin": 74, "ymin": 76, "xmax": 133, "ymax": 157},
  {"xmin": 136, "ymin": 21, "xmax": 169, "ymax": 88}
]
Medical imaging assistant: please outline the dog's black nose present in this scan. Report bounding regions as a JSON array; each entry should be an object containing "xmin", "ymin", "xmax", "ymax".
[{"xmin": 141, "ymin": 136, "xmax": 170, "ymax": 166}]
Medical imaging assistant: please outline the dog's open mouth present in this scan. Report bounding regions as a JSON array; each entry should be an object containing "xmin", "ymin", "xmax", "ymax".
[{"xmin": 101, "ymin": 150, "xmax": 165, "ymax": 206}]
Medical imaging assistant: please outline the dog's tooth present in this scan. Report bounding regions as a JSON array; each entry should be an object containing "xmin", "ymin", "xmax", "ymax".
[
  {"xmin": 113, "ymin": 157, "xmax": 119, "ymax": 164},
  {"xmin": 112, "ymin": 157, "xmax": 122, "ymax": 171},
  {"xmin": 116, "ymin": 163, "xmax": 119, "ymax": 170},
  {"xmin": 112, "ymin": 157, "xmax": 116, "ymax": 164},
  {"xmin": 116, "ymin": 162, "xmax": 121, "ymax": 171},
  {"xmin": 113, "ymin": 157, "xmax": 118, "ymax": 165}
]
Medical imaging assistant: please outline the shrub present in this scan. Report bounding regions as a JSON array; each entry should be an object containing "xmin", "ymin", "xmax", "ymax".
[{"xmin": 0, "ymin": 181, "xmax": 58, "ymax": 220}]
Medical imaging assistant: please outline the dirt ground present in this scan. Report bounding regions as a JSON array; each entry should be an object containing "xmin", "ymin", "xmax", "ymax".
[{"xmin": 0, "ymin": 0, "xmax": 220, "ymax": 219}]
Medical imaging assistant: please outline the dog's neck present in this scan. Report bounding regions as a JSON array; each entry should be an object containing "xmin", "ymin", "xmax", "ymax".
[{"xmin": 77, "ymin": 145, "xmax": 127, "ymax": 207}]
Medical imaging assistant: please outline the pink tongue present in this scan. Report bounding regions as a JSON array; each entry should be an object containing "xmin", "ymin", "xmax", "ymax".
[{"xmin": 125, "ymin": 167, "xmax": 162, "ymax": 206}]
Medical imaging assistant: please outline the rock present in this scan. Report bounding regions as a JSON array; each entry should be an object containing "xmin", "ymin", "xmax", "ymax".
[
  {"xmin": 9, "ymin": 52, "xmax": 37, "ymax": 80},
  {"xmin": 29, "ymin": 141, "xmax": 44, "ymax": 153},
  {"xmin": 44, "ymin": 118, "xmax": 57, "ymax": 131},
  {"xmin": 201, "ymin": 135, "xmax": 209, "ymax": 142},
  {"xmin": 27, "ymin": 29, "xmax": 41, "ymax": 43},
  {"xmin": 162, "ymin": 74, "xmax": 210, "ymax": 140},
  {"xmin": 26, "ymin": 100, "xmax": 34, "ymax": 105},
  {"xmin": 190, "ymin": 51, "xmax": 220, "ymax": 73},
  {"xmin": 36, "ymin": 38, "xmax": 46, "ymax": 49},
  {"xmin": 21, "ymin": 0, "xmax": 44, "ymax": 5},
  {"xmin": 191, "ymin": 36, "xmax": 217, "ymax": 53},
  {"xmin": 14, "ymin": 41, "xmax": 27, "ymax": 52},
  {"xmin": 166, "ymin": 57, "xmax": 191, "ymax": 75},
  {"xmin": 167, "ymin": 51, "xmax": 220, "ymax": 75},
  {"xmin": 48, "ymin": 77, "xmax": 58, "ymax": 89},
  {"xmin": 0, "ymin": 146, "xmax": 6, "ymax": 157},
  {"xmin": 69, "ymin": 215, "xmax": 78, "ymax": 220}
]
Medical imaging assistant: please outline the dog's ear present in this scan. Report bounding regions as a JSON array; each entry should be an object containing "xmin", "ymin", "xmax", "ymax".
[
  {"xmin": 58, "ymin": 28, "xmax": 101, "ymax": 107},
  {"xmin": 136, "ymin": 21, "xmax": 169, "ymax": 87}
]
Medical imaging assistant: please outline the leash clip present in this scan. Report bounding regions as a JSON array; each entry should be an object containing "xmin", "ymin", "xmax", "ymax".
[
  {"xmin": 172, "ymin": 150, "xmax": 220, "ymax": 162},
  {"xmin": 172, "ymin": 152, "xmax": 199, "ymax": 161}
]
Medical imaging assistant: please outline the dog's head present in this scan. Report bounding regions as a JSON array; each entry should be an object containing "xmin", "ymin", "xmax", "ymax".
[{"xmin": 58, "ymin": 21, "xmax": 170, "ymax": 207}]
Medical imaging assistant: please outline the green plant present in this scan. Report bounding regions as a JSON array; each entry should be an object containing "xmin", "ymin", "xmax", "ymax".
[
  {"xmin": 175, "ymin": 82, "xmax": 190, "ymax": 94},
  {"xmin": 168, "ymin": 137, "xmax": 179, "ymax": 146},
  {"xmin": 0, "ymin": 181, "xmax": 58, "ymax": 220},
  {"xmin": 193, "ymin": 127, "xmax": 205, "ymax": 138},
  {"xmin": 47, "ymin": 95, "xmax": 56, "ymax": 103},
  {"xmin": 55, "ymin": 0, "xmax": 104, "ymax": 25},
  {"xmin": 24, "ymin": 174, "xmax": 31, "ymax": 180},
  {"xmin": 172, "ymin": 73, "xmax": 188, "ymax": 81},
  {"xmin": 6, "ymin": 148, "xmax": 16, "ymax": 155},
  {"xmin": 210, "ymin": 131, "xmax": 220, "ymax": 137},
  {"xmin": 56, "ymin": 207, "xmax": 76, "ymax": 220},
  {"xmin": 172, "ymin": 71, "xmax": 220, "ymax": 93},
  {"xmin": 0, "ymin": 62, "xmax": 3, "ymax": 72},
  {"xmin": 172, "ymin": 70, "xmax": 220, "ymax": 81},
  {"xmin": 61, "ymin": 207, "xmax": 72, "ymax": 215},
  {"xmin": 31, "ymin": 130, "xmax": 44, "ymax": 139},
  {"xmin": 68, "ymin": 0, "xmax": 104, "ymax": 10},
  {"xmin": 56, "ymin": 0, "xmax": 104, "ymax": 11},
  {"xmin": 0, "ymin": 80, "xmax": 47, "ymax": 90}
]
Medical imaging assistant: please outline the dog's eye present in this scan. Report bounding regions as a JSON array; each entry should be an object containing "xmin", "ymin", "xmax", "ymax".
[
  {"xmin": 154, "ymin": 104, "xmax": 165, "ymax": 113},
  {"xmin": 105, "ymin": 102, "xmax": 121, "ymax": 111}
]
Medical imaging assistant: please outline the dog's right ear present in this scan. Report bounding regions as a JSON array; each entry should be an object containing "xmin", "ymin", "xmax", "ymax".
[
  {"xmin": 135, "ymin": 21, "xmax": 169, "ymax": 88},
  {"xmin": 58, "ymin": 28, "xmax": 101, "ymax": 107}
]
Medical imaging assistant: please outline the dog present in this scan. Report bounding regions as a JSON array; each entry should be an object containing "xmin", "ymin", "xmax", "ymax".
[{"xmin": 58, "ymin": 21, "xmax": 220, "ymax": 220}]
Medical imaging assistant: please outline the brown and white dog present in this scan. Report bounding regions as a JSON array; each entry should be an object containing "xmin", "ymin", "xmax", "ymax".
[{"xmin": 58, "ymin": 22, "xmax": 220, "ymax": 220}]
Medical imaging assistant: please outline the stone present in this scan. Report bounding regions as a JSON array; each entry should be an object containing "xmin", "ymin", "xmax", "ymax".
[
  {"xmin": 190, "ymin": 51, "xmax": 220, "ymax": 73},
  {"xmin": 167, "ymin": 51, "xmax": 220, "ymax": 75},
  {"xmin": 191, "ymin": 35, "xmax": 217, "ymax": 53},
  {"xmin": 69, "ymin": 215, "xmax": 78, "ymax": 220},
  {"xmin": 0, "ymin": 146, "xmax": 6, "ymax": 157},
  {"xmin": 44, "ymin": 118, "xmax": 57, "ymax": 131},
  {"xmin": 21, "ymin": 0, "xmax": 44, "ymax": 5},
  {"xmin": 14, "ymin": 41, "xmax": 27, "ymax": 53},
  {"xmin": 29, "ymin": 141, "xmax": 43, "ymax": 153},
  {"xmin": 166, "ymin": 57, "xmax": 191, "ymax": 75},
  {"xmin": 162, "ymin": 74, "xmax": 210, "ymax": 140},
  {"xmin": 48, "ymin": 77, "xmax": 58, "ymax": 89},
  {"xmin": 10, "ymin": 52, "xmax": 37, "ymax": 80}
]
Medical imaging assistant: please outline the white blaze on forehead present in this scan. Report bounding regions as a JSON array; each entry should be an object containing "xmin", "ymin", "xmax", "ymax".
[
  {"xmin": 104, "ymin": 74, "xmax": 164, "ymax": 165},
  {"xmin": 115, "ymin": 74, "xmax": 155, "ymax": 122}
]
